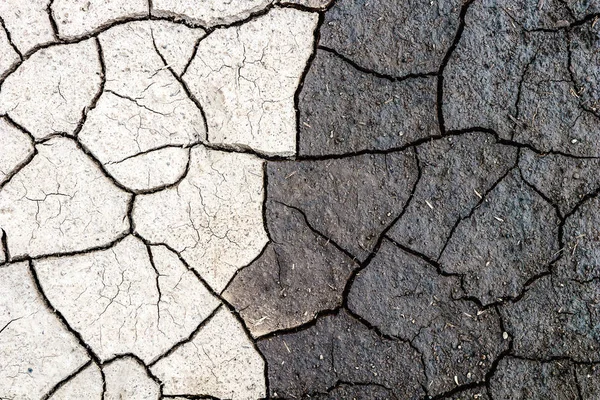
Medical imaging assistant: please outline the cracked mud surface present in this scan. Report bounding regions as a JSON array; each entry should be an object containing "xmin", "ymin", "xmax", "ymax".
[{"xmin": 1, "ymin": 0, "xmax": 599, "ymax": 399}]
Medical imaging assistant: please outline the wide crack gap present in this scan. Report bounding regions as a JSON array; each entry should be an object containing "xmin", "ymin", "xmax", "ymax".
[
  {"xmin": 294, "ymin": 11, "xmax": 325, "ymax": 158},
  {"xmin": 73, "ymin": 37, "xmax": 106, "ymax": 138},
  {"xmin": 46, "ymin": 0, "xmax": 60, "ymax": 40},
  {"xmin": 40, "ymin": 360, "xmax": 93, "ymax": 400},
  {"xmin": 0, "ymin": 15, "xmax": 22, "ymax": 60},
  {"xmin": 10, "ymin": 233, "xmax": 129, "ymax": 264},
  {"xmin": 436, "ymin": 0, "xmax": 476, "ymax": 135},
  {"xmin": 27, "ymin": 259, "xmax": 103, "ymax": 367}
]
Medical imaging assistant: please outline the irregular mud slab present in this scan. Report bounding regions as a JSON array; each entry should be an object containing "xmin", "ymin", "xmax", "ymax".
[
  {"xmin": 151, "ymin": 21, "xmax": 206, "ymax": 76},
  {"xmin": 0, "ymin": 137, "xmax": 131, "ymax": 259},
  {"xmin": 519, "ymin": 149, "xmax": 600, "ymax": 217},
  {"xmin": 79, "ymin": 91, "xmax": 202, "ymax": 162},
  {"xmin": 99, "ymin": 21, "xmax": 207, "ymax": 121},
  {"xmin": 258, "ymin": 310, "xmax": 425, "ymax": 399},
  {"xmin": 444, "ymin": 3, "xmax": 600, "ymax": 156},
  {"xmin": 513, "ymin": 32, "xmax": 600, "ymax": 156},
  {"xmin": 183, "ymin": 8, "xmax": 318, "ymax": 156},
  {"xmin": 298, "ymin": 50, "xmax": 438, "ymax": 156},
  {"xmin": 489, "ymin": 357, "xmax": 579, "ymax": 399},
  {"xmin": 267, "ymin": 151, "xmax": 418, "ymax": 261},
  {"xmin": 439, "ymin": 170, "xmax": 560, "ymax": 304},
  {"xmin": 559, "ymin": 196, "xmax": 600, "ymax": 281},
  {"xmin": 319, "ymin": 0, "xmax": 462, "ymax": 76},
  {"xmin": 103, "ymin": 357, "xmax": 160, "ymax": 400},
  {"xmin": 151, "ymin": 307, "xmax": 266, "ymax": 400},
  {"xmin": 47, "ymin": 363, "xmax": 103, "ymax": 400},
  {"xmin": 34, "ymin": 236, "xmax": 219, "ymax": 362},
  {"xmin": 133, "ymin": 146, "xmax": 267, "ymax": 292},
  {"xmin": 104, "ymin": 147, "xmax": 189, "ymax": 193},
  {"xmin": 388, "ymin": 132, "xmax": 517, "ymax": 259},
  {"xmin": 0, "ymin": 26, "xmax": 20, "ymax": 79},
  {"xmin": 223, "ymin": 200, "xmax": 359, "ymax": 337},
  {"xmin": 0, "ymin": 40, "xmax": 102, "ymax": 139},
  {"xmin": 0, "ymin": 0, "xmax": 56, "ymax": 54},
  {"xmin": 349, "ymin": 240, "xmax": 506, "ymax": 396},
  {"xmin": 51, "ymin": 0, "xmax": 148, "ymax": 39},
  {"xmin": 79, "ymin": 90, "xmax": 202, "ymax": 192},
  {"xmin": 500, "ymin": 275, "xmax": 600, "ymax": 362},
  {"xmin": 151, "ymin": 0, "xmax": 272, "ymax": 27},
  {"xmin": 443, "ymin": 0, "xmax": 530, "ymax": 135},
  {"xmin": 0, "ymin": 117, "xmax": 34, "ymax": 185},
  {"xmin": 0, "ymin": 262, "xmax": 89, "ymax": 399}
]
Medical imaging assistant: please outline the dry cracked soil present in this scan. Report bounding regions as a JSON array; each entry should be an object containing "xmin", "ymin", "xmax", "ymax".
[{"xmin": 0, "ymin": 0, "xmax": 599, "ymax": 399}]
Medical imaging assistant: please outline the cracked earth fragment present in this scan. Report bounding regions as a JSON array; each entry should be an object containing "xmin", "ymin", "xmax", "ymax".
[
  {"xmin": 133, "ymin": 145, "xmax": 267, "ymax": 293},
  {"xmin": 79, "ymin": 91, "xmax": 198, "ymax": 192},
  {"xmin": 151, "ymin": 307, "xmax": 266, "ymax": 400},
  {"xmin": 0, "ymin": 262, "xmax": 89, "ymax": 399},
  {"xmin": 519, "ymin": 149, "xmax": 600, "ymax": 217},
  {"xmin": 103, "ymin": 357, "xmax": 160, "ymax": 400},
  {"xmin": 0, "ymin": 137, "xmax": 130, "ymax": 259},
  {"xmin": 183, "ymin": 8, "xmax": 318, "ymax": 156},
  {"xmin": 259, "ymin": 309, "xmax": 425, "ymax": 399},
  {"xmin": 33, "ymin": 235, "xmax": 219, "ymax": 363},
  {"xmin": 223, "ymin": 200, "xmax": 360, "ymax": 337},
  {"xmin": 444, "ymin": 1, "xmax": 600, "ymax": 156},
  {"xmin": 320, "ymin": 0, "xmax": 462, "ymax": 76},
  {"xmin": 0, "ymin": 40, "xmax": 102, "ymax": 140},
  {"xmin": 0, "ymin": 0, "xmax": 56, "ymax": 55},
  {"xmin": 501, "ymin": 195, "xmax": 600, "ymax": 362},
  {"xmin": 98, "ymin": 21, "xmax": 207, "ymax": 122},
  {"xmin": 150, "ymin": 21, "xmax": 206, "ymax": 77},
  {"xmin": 349, "ymin": 239, "xmax": 507, "ymax": 396},
  {"xmin": 298, "ymin": 49, "xmax": 439, "ymax": 156},
  {"xmin": 267, "ymin": 151, "xmax": 418, "ymax": 261}
]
